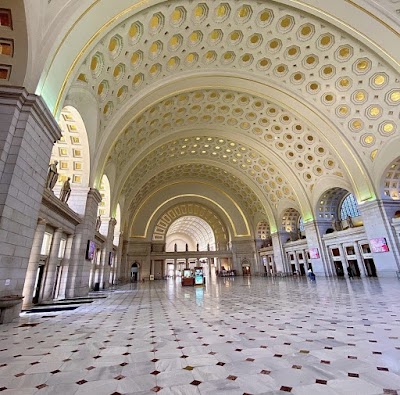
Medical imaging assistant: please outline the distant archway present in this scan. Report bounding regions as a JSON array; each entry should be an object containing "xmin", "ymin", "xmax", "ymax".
[
  {"xmin": 380, "ymin": 157, "xmax": 400, "ymax": 201},
  {"xmin": 280, "ymin": 208, "xmax": 301, "ymax": 242},
  {"xmin": 151, "ymin": 202, "xmax": 228, "ymax": 248},
  {"xmin": 166, "ymin": 216, "xmax": 216, "ymax": 252}
]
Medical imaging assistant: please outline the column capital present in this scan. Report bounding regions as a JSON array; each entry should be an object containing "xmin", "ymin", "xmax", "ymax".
[
  {"xmin": 87, "ymin": 188, "xmax": 102, "ymax": 204},
  {"xmin": 0, "ymin": 86, "xmax": 61, "ymax": 144},
  {"xmin": 360, "ymin": 198, "xmax": 400, "ymax": 212},
  {"xmin": 37, "ymin": 218, "xmax": 47, "ymax": 226}
]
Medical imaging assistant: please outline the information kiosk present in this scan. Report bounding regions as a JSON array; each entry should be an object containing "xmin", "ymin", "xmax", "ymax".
[
  {"xmin": 194, "ymin": 267, "xmax": 204, "ymax": 286},
  {"xmin": 181, "ymin": 268, "xmax": 194, "ymax": 286}
]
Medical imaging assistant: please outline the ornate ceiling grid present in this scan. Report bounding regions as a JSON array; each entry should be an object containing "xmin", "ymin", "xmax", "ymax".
[
  {"xmin": 108, "ymin": 89, "xmax": 344, "ymax": 195},
  {"xmin": 317, "ymin": 187, "xmax": 349, "ymax": 220},
  {"xmin": 72, "ymin": 0, "xmax": 400, "ymax": 164},
  {"xmin": 281, "ymin": 207, "xmax": 301, "ymax": 232},
  {"xmin": 121, "ymin": 135, "xmax": 299, "ymax": 210},
  {"xmin": 55, "ymin": 0, "xmax": 400, "ymax": 234},
  {"xmin": 126, "ymin": 163, "xmax": 268, "ymax": 221}
]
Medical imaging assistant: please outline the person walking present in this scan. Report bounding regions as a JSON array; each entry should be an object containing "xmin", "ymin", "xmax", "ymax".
[{"xmin": 347, "ymin": 266, "xmax": 353, "ymax": 279}]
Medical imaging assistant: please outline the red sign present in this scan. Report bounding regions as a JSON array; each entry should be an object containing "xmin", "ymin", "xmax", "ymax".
[
  {"xmin": 369, "ymin": 238, "xmax": 389, "ymax": 253},
  {"xmin": 309, "ymin": 248, "xmax": 320, "ymax": 259}
]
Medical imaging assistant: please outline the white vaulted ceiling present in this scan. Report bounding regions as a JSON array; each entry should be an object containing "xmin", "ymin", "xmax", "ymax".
[{"xmin": 17, "ymin": 0, "xmax": 400, "ymax": 238}]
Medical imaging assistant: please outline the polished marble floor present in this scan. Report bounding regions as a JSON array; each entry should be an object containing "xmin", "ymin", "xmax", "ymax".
[{"xmin": 1, "ymin": 276, "xmax": 400, "ymax": 394}]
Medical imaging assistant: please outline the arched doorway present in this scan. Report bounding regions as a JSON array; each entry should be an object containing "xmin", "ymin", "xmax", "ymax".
[
  {"xmin": 131, "ymin": 262, "xmax": 139, "ymax": 282},
  {"xmin": 242, "ymin": 259, "xmax": 251, "ymax": 276}
]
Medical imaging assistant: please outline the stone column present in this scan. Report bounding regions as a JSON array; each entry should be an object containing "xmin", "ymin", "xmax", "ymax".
[
  {"xmin": 100, "ymin": 217, "xmax": 117, "ymax": 289},
  {"xmin": 22, "ymin": 219, "xmax": 47, "ymax": 309},
  {"xmin": 303, "ymin": 221, "xmax": 332, "ymax": 277},
  {"xmin": 353, "ymin": 242, "xmax": 366, "ymax": 276},
  {"xmin": 359, "ymin": 200, "xmax": 400, "ymax": 276},
  {"xmin": 113, "ymin": 232, "xmax": 122, "ymax": 284},
  {"xmin": 150, "ymin": 259, "xmax": 155, "ymax": 277},
  {"xmin": 41, "ymin": 228, "xmax": 63, "ymax": 301},
  {"xmin": 271, "ymin": 232, "xmax": 287, "ymax": 274},
  {"xmin": 56, "ymin": 234, "xmax": 74, "ymax": 300},
  {"xmin": 99, "ymin": 246, "xmax": 107, "ymax": 289},
  {"xmin": 65, "ymin": 188, "xmax": 101, "ymax": 298},
  {"xmin": 0, "ymin": 87, "xmax": 61, "ymax": 298},
  {"xmin": 293, "ymin": 252, "xmax": 300, "ymax": 274},
  {"xmin": 337, "ymin": 244, "xmax": 347, "ymax": 276}
]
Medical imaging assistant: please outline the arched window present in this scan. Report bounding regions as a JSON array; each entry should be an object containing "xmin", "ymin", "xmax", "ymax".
[{"xmin": 339, "ymin": 193, "xmax": 360, "ymax": 220}]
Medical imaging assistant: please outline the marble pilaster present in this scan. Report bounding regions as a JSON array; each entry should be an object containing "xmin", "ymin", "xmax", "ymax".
[
  {"xmin": 21, "ymin": 219, "xmax": 47, "ymax": 309},
  {"xmin": 359, "ymin": 200, "xmax": 400, "ymax": 276},
  {"xmin": 0, "ymin": 87, "xmax": 61, "ymax": 298},
  {"xmin": 65, "ymin": 188, "xmax": 101, "ymax": 298}
]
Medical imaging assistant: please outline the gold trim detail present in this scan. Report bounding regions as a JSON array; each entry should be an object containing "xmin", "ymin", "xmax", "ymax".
[
  {"xmin": 345, "ymin": 0, "xmax": 400, "ymax": 38},
  {"xmin": 53, "ymin": 0, "xmax": 151, "ymax": 115},
  {"xmin": 51, "ymin": 0, "xmax": 400, "ymax": 116}
]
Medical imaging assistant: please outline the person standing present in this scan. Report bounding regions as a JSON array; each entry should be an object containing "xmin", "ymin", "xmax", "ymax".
[{"xmin": 347, "ymin": 266, "xmax": 353, "ymax": 279}]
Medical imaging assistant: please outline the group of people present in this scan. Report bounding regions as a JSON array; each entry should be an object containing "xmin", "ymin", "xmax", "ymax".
[{"xmin": 46, "ymin": 160, "xmax": 71, "ymax": 204}]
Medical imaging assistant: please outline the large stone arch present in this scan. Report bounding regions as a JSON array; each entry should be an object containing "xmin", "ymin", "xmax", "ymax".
[
  {"xmin": 49, "ymin": 105, "xmax": 91, "ymax": 214},
  {"xmin": 129, "ymin": 182, "xmax": 251, "ymax": 240},
  {"xmin": 122, "ymin": 161, "xmax": 278, "ymax": 235},
  {"xmin": 96, "ymin": 78, "xmax": 375, "ymax": 208},
  {"xmin": 315, "ymin": 187, "xmax": 353, "ymax": 222},
  {"xmin": 63, "ymin": 87, "xmax": 99, "ymax": 187},
  {"xmin": 151, "ymin": 202, "xmax": 228, "ymax": 248}
]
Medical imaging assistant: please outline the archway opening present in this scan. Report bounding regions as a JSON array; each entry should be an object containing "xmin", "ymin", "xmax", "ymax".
[
  {"xmin": 281, "ymin": 208, "xmax": 301, "ymax": 242},
  {"xmin": 316, "ymin": 187, "xmax": 362, "ymax": 231},
  {"xmin": 381, "ymin": 157, "xmax": 400, "ymax": 201},
  {"xmin": 256, "ymin": 221, "xmax": 271, "ymax": 247},
  {"xmin": 165, "ymin": 216, "xmax": 216, "ymax": 252},
  {"xmin": 48, "ymin": 106, "xmax": 91, "ymax": 214}
]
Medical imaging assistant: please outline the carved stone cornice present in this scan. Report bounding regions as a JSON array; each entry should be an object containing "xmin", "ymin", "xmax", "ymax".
[
  {"xmin": 41, "ymin": 188, "xmax": 82, "ymax": 226},
  {"xmin": 0, "ymin": 86, "xmax": 61, "ymax": 144}
]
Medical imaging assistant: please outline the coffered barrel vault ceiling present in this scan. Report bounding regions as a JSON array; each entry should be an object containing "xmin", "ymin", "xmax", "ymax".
[{"xmin": 56, "ymin": 0, "xmax": 400, "ymax": 237}]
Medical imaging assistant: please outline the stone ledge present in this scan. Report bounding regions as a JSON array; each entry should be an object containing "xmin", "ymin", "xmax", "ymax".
[{"xmin": 42, "ymin": 188, "xmax": 82, "ymax": 227}]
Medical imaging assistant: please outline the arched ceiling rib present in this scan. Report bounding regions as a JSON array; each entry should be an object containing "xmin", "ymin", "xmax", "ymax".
[
  {"xmin": 50, "ymin": 0, "xmax": 400, "ymax": 227},
  {"xmin": 125, "ymin": 164, "xmax": 268, "ymax": 222},
  {"xmin": 153, "ymin": 203, "xmax": 226, "ymax": 245},
  {"xmin": 108, "ymin": 89, "xmax": 345, "ymax": 199},
  {"xmin": 130, "ymin": 184, "xmax": 251, "ymax": 238},
  {"xmin": 120, "ymin": 135, "xmax": 301, "ymax": 212}
]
